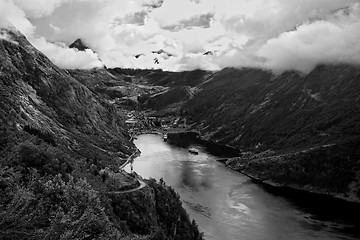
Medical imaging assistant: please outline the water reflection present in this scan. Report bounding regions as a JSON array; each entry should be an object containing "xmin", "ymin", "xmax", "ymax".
[{"xmin": 127, "ymin": 134, "xmax": 360, "ymax": 240}]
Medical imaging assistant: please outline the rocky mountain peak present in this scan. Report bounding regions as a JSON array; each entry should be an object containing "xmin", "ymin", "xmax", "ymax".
[{"xmin": 69, "ymin": 38, "xmax": 89, "ymax": 51}]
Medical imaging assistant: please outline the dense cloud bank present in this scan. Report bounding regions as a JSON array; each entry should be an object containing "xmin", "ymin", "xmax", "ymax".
[{"xmin": 1, "ymin": 0, "xmax": 359, "ymax": 73}]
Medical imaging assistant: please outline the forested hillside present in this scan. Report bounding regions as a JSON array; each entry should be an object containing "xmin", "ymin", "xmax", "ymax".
[{"xmin": 182, "ymin": 65, "xmax": 360, "ymax": 201}]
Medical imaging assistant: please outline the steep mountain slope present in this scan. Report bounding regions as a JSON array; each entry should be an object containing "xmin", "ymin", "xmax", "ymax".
[
  {"xmin": 182, "ymin": 65, "xmax": 360, "ymax": 201},
  {"xmin": 140, "ymin": 86, "xmax": 193, "ymax": 113},
  {"xmin": 185, "ymin": 65, "xmax": 360, "ymax": 151},
  {"xmin": 0, "ymin": 27, "xmax": 203, "ymax": 239},
  {"xmin": 0, "ymin": 27, "xmax": 133, "ymax": 160}
]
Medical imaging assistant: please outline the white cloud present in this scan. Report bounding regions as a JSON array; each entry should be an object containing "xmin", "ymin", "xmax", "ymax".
[
  {"xmin": 1, "ymin": 0, "xmax": 360, "ymax": 72},
  {"xmin": 1, "ymin": 0, "xmax": 104, "ymax": 69},
  {"xmin": 31, "ymin": 37, "xmax": 103, "ymax": 69},
  {"xmin": 152, "ymin": 0, "xmax": 213, "ymax": 26},
  {"xmin": 12, "ymin": 0, "xmax": 68, "ymax": 18},
  {"xmin": 0, "ymin": 0, "xmax": 34, "ymax": 35},
  {"xmin": 257, "ymin": 3, "xmax": 360, "ymax": 73}
]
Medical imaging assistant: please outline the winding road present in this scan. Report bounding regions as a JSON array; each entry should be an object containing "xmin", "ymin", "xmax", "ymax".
[
  {"xmin": 107, "ymin": 150, "xmax": 148, "ymax": 194},
  {"xmin": 108, "ymin": 179, "xmax": 147, "ymax": 194}
]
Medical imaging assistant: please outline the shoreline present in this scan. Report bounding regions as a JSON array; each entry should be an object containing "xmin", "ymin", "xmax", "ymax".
[
  {"xmin": 130, "ymin": 128, "xmax": 360, "ymax": 204},
  {"xmin": 221, "ymin": 156, "xmax": 360, "ymax": 204}
]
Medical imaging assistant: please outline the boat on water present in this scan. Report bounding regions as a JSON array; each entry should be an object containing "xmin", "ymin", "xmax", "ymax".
[
  {"xmin": 163, "ymin": 133, "xmax": 168, "ymax": 141},
  {"xmin": 188, "ymin": 147, "xmax": 199, "ymax": 155}
]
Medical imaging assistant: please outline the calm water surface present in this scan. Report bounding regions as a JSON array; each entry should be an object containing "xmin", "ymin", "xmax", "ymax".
[{"xmin": 125, "ymin": 134, "xmax": 359, "ymax": 240}]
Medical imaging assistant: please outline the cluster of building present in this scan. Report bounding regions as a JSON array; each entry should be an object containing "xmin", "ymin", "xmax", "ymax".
[{"xmin": 125, "ymin": 110, "xmax": 188, "ymax": 135}]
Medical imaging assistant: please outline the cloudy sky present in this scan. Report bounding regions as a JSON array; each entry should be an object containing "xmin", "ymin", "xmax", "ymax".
[{"xmin": 1, "ymin": 0, "xmax": 360, "ymax": 73}]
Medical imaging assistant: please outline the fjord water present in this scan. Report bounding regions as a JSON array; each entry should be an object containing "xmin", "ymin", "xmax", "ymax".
[{"xmin": 126, "ymin": 134, "xmax": 359, "ymax": 240}]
